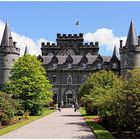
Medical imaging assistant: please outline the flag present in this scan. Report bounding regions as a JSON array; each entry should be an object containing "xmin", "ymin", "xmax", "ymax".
[{"xmin": 76, "ymin": 21, "xmax": 79, "ymax": 25}]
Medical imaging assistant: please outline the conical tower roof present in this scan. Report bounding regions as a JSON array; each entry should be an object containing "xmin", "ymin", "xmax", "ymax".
[
  {"xmin": 125, "ymin": 20, "xmax": 138, "ymax": 46},
  {"xmin": 110, "ymin": 46, "xmax": 119, "ymax": 62},
  {"xmin": 24, "ymin": 46, "xmax": 29, "ymax": 55},
  {"xmin": 1, "ymin": 22, "xmax": 13, "ymax": 47}
]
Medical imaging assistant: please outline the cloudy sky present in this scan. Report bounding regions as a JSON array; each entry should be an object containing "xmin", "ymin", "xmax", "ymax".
[{"xmin": 0, "ymin": 1, "xmax": 140, "ymax": 56}]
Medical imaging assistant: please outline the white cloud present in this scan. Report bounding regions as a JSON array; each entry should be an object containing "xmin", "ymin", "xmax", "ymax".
[
  {"xmin": 0, "ymin": 19, "xmax": 127, "ymax": 57},
  {"xmin": 84, "ymin": 28, "xmax": 127, "ymax": 55},
  {"xmin": 0, "ymin": 20, "xmax": 52, "ymax": 56}
]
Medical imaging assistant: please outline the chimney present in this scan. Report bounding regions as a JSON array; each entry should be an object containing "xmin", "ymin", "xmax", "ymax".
[{"xmin": 120, "ymin": 40, "xmax": 123, "ymax": 48}]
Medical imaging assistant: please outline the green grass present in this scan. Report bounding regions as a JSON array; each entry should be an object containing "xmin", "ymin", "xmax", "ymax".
[
  {"xmin": 0, "ymin": 109, "xmax": 55, "ymax": 136},
  {"xmin": 80, "ymin": 108, "xmax": 114, "ymax": 139}
]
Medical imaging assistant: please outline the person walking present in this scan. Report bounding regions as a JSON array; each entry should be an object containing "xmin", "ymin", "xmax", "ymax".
[{"xmin": 58, "ymin": 104, "xmax": 61, "ymax": 112}]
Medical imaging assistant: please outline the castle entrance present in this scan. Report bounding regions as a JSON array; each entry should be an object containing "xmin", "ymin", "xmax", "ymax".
[{"xmin": 64, "ymin": 89, "xmax": 74, "ymax": 106}]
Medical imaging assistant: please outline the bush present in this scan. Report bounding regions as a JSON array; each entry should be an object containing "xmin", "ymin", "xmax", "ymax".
[
  {"xmin": 118, "ymin": 69, "xmax": 140, "ymax": 131},
  {"xmin": 0, "ymin": 92, "xmax": 18, "ymax": 125}
]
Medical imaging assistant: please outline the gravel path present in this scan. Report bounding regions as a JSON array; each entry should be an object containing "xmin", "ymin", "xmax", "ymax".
[{"xmin": 0, "ymin": 108, "xmax": 96, "ymax": 139}]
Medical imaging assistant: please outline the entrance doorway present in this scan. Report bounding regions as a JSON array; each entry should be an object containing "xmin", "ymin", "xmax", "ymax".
[{"xmin": 64, "ymin": 89, "xmax": 74, "ymax": 105}]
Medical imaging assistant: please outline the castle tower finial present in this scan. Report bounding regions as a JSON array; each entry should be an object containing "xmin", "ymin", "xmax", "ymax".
[
  {"xmin": 125, "ymin": 20, "xmax": 138, "ymax": 46},
  {"xmin": 24, "ymin": 45, "xmax": 29, "ymax": 55},
  {"xmin": 113, "ymin": 45, "xmax": 116, "ymax": 56},
  {"xmin": 1, "ymin": 21, "xmax": 13, "ymax": 47}
]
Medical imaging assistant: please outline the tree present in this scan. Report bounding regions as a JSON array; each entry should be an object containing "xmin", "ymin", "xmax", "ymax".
[
  {"xmin": 79, "ymin": 71, "xmax": 123, "ymax": 116},
  {"xmin": 3, "ymin": 54, "xmax": 53, "ymax": 115},
  {"xmin": 119, "ymin": 69, "xmax": 140, "ymax": 131}
]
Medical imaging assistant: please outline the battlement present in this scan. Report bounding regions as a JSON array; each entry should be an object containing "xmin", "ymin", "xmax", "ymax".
[
  {"xmin": 57, "ymin": 33, "xmax": 83, "ymax": 40},
  {"xmin": 41, "ymin": 42, "xmax": 59, "ymax": 48},
  {"xmin": 83, "ymin": 42, "xmax": 99, "ymax": 48},
  {"xmin": 120, "ymin": 45, "xmax": 140, "ymax": 54},
  {"xmin": 2, "ymin": 46, "xmax": 20, "ymax": 55}
]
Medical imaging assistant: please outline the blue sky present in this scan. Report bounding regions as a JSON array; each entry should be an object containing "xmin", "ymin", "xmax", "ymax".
[{"xmin": 0, "ymin": 1, "xmax": 140, "ymax": 56}]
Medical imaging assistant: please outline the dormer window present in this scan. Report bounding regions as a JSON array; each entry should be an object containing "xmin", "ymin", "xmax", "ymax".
[
  {"xmin": 112, "ymin": 63, "xmax": 117, "ymax": 69},
  {"xmin": 67, "ymin": 75, "xmax": 72, "ymax": 84},
  {"xmin": 52, "ymin": 75, "xmax": 57, "ymax": 84},
  {"xmin": 96, "ymin": 63, "xmax": 102, "ymax": 69}
]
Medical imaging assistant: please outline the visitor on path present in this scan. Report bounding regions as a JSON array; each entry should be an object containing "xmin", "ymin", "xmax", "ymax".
[
  {"xmin": 74, "ymin": 104, "xmax": 79, "ymax": 112},
  {"xmin": 58, "ymin": 104, "xmax": 61, "ymax": 112}
]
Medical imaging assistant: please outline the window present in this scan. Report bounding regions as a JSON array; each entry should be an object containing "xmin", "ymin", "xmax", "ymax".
[
  {"xmin": 112, "ymin": 63, "xmax": 117, "ymax": 68},
  {"xmin": 96, "ymin": 63, "xmax": 102, "ymax": 69},
  {"xmin": 53, "ymin": 64, "xmax": 57, "ymax": 69},
  {"xmin": 67, "ymin": 64, "xmax": 72, "ymax": 69},
  {"xmin": 83, "ymin": 64, "xmax": 87, "ymax": 69},
  {"xmin": 52, "ymin": 75, "xmax": 57, "ymax": 84},
  {"xmin": 82, "ymin": 75, "xmax": 86, "ymax": 82},
  {"xmin": 67, "ymin": 75, "xmax": 72, "ymax": 84}
]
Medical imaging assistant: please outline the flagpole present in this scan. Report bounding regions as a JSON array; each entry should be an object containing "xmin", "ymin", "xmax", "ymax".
[{"xmin": 75, "ymin": 21, "xmax": 80, "ymax": 34}]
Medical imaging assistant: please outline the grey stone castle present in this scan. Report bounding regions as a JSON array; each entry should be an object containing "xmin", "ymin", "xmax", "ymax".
[
  {"xmin": 0, "ymin": 22, "xmax": 20, "ymax": 84},
  {"xmin": 0, "ymin": 20, "xmax": 140, "ymax": 106}
]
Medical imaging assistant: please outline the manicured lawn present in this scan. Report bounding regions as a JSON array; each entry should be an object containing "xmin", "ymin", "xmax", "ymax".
[
  {"xmin": 80, "ymin": 108, "xmax": 114, "ymax": 139},
  {"xmin": 0, "ymin": 109, "xmax": 55, "ymax": 136}
]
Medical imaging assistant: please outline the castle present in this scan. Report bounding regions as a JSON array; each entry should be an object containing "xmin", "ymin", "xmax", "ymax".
[{"xmin": 0, "ymin": 20, "xmax": 139, "ymax": 106}]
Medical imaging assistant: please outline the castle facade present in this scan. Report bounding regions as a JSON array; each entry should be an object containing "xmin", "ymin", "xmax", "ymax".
[{"xmin": 0, "ymin": 20, "xmax": 139, "ymax": 106}]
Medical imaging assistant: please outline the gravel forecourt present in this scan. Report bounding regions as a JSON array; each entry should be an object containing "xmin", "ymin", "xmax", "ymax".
[{"xmin": 0, "ymin": 108, "xmax": 96, "ymax": 139}]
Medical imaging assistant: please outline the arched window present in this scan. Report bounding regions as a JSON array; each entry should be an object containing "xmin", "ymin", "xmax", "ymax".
[
  {"xmin": 67, "ymin": 75, "xmax": 72, "ymax": 84},
  {"xmin": 52, "ymin": 75, "xmax": 57, "ymax": 84},
  {"xmin": 82, "ymin": 75, "xmax": 86, "ymax": 83}
]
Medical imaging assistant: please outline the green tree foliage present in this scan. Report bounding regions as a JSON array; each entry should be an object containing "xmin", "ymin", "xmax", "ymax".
[
  {"xmin": 79, "ymin": 71, "xmax": 123, "ymax": 117},
  {"xmin": 3, "ymin": 55, "xmax": 53, "ymax": 115},
  {"xmin": 0, "ymin": 92, "xmax": 18, "ymax": 124},
  {"xmin": 79, "ymin": 69, "xmax": 140, "ymax": 132},
  {"xmin": 119, "ymin": 69, "xmax": 140, "ymax": 131}
]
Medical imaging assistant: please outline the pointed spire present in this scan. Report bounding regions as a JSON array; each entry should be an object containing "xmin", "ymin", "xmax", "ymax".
[
  {"xmin": 113, "ymin": 45, "xmax": 116, "ymax": 56},
  {"xmin": 1, "ymin": 21, "xmax": 13, "ymax": 47},
  {"xmin": 125, "ymin": 20, "xmax": 138, "ymax": 46},
  {"xmin": 24, "ymin": 45, "xmax": 29, "ymax": 55},
  {"xmin": 110, "ymin": 45, "xmax": 119, "ymax": 62}
]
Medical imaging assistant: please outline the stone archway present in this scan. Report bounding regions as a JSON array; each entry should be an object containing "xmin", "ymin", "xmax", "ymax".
[{"xmin": 64, "ymin": 89, "xmax": 75, "ymax": 106}]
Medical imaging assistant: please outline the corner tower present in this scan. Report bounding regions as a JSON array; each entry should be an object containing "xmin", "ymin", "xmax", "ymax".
[
  {"xmin": 120, "ymin": 20, "xmax": 140, "ymax": 75},
  {"xmin": 0, "ymin": 22, "xmax": 20, "ymax": 84}
]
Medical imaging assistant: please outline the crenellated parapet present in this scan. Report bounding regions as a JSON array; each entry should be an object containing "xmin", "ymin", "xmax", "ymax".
[
  {"xmin": 41, "ymin": 42, "xmax": 59, "ymax": 48},
  {"xmin": 2, "ymin": 46, "xmax": 20, "ymax": 55},
  {"xmin": 56, "ymin": 33, "xmax": 84, "ymax": 47},
  {"xmin": 119, "ymin": 39, "xmax": 140, "ymax": 54},
  {"xmin": 41, "ymin": 33, "xmax": 100, "ymax": 56},
  {"xmin": 57, "ymin": 33, "xmax": 83, "ymax": 40},
  {"xmin": 83, "ymin": 41, "xmax": 99, "ymax": 48}
]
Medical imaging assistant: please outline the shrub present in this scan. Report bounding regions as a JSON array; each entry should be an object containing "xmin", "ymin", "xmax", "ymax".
[{"xmin": 0, "ymin": 92, "xmax": 18, "ymax": 125}]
